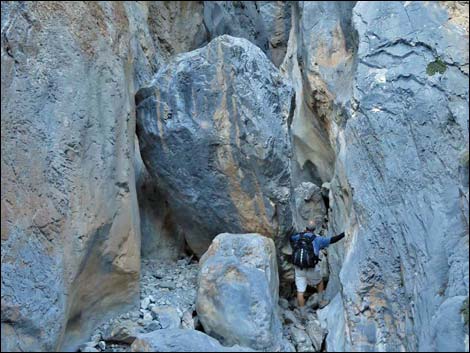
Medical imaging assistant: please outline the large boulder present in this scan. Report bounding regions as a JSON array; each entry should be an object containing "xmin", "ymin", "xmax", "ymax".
[
  {"xmin": 196, "ymin": 233, "xmax": 291, "ymax": 352},
  {"xmin": 136, "ymin": 35, "xmax": 294, "ymax": 257},
  {"xmin": 130, "ymin": 329, "xmax": 255, "ymax": 352}
]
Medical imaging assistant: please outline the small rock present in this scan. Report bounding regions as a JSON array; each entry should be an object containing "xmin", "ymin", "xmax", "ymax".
[
  {"xmin": 290, "ymin": 326, "xmax": 314, "ymax": 352},
  {"xmin": 279, "ymin": 298, "xmax": 290, "ymax": 310},
  {"xmin": 148, "ymin": 295, "xmax": 155, "ymax": 303},
  {"xmin": 143, "ymin": 312, "xmax": 153, "ymax": 322},
  {"xmin": 90, "ymin": 333, "xmax": 102, "ymax": 344},
  {"xmin": 103, "ymin": 320, "xmax": 140, "ymax": 344},
  {"xmin": 306, "ymin": 293, "xmax": 320, "ymax": 310},
  {"xmin": 151, "ymin": 306, "xmax": 181, "ymax": 329},
  {"xmin": 306, "ymin": 320, "xmax": 326, "ymax": 352},
  {"xmin": 141, "ymin": 297, "xmax": 151, "ymax": 310},
  {"xmin": 181, "ymin": 310, "xmax": 195, "ymax": 330},
  {"xmin": 283, "ymin": 310, "xmax": 300, "ymax": 326},
  {"xmin": 158, "ymin": 281, "xmax": 176, "ymax": 290},
  {"xmin": 98, "ymin": 341, "xmax": 106, "ymax": 351},
  {"xmin": 145, "ymin": 321, "xmax": 161, "ymax": 332}
]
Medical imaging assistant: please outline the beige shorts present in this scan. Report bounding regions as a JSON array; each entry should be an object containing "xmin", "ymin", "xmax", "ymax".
[{"xmin": 294, "ymin": 266, "xmax": 322, "ymax": 293}]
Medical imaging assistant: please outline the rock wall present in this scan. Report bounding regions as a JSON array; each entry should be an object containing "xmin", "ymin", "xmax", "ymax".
[
  {"xmin": 310, "ymin": 2, "xmax": 469, "ymax": 352},
  {"xmin": 0, "ymin": 2, "xmax": 155, "ymax": 351},
  {"xmin": 1, "ymin": 1, "xmax": 469, "ymax": 352},
  {"xmin": 203, "ymin": 1, "xmax": 291, "ymax": 67}
]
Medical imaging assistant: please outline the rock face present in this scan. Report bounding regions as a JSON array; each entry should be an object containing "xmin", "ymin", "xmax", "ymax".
[
  {"xmin": 0, "ymin": 2, "xmax": 155, "ymax": 351},
  {"xmin": 196, "ymin": 233, "xmax": 290, "ymax": 351},
  {"xmin": 2, "ymin": 1, "xmax": 469, "ymax": 352},
  {"xmin": 136, "ymin": 35, "xmax": 294, "ymax": 256},
  {"xmin": 134, "ymin": 139, "xmax": 185, "ymax": 260},
  {"xmin": 316, "ymin": 2, "xmax": 469, "ymax": 352},
  {"xmin": 293, "ymin": 182, "xmax": 327, "ymax": 229},
  {"xmin": 130, "ymin": 329, "xmax": 254, "ymax": 352},
  {"xmin": 203, "ymin": 1, "xmax": 291, "ymax": 67}
]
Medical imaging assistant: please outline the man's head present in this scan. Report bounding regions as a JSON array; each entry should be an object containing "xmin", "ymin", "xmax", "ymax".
[{"xmin": 305, "ymin": 220, "xmax": 316, "ymax": 232}]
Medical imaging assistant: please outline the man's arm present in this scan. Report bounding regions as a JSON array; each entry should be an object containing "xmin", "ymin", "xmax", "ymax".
[
  {"xmin": 330, "ymin": 232, "xmax": 345, "ymax": 244},
  {"xmin": 316, "ymin": 232, "xmax": 345, "ymax": 251}
]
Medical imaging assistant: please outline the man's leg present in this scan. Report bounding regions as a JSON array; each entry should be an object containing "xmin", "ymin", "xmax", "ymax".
[
  {"xmin": 297, "ymin": 291, "xmax": 305, "ymax": 307},
  {"xmin": 294, "ymin": 267, "xmax": 307, "ymax": 308},
  {"xmin": 316, "ymin": 279, "xmax": 329, "ymax": 308},
  {"xmin": 316, "ymin": 279, "xmax": 324, "ymax": 294}
]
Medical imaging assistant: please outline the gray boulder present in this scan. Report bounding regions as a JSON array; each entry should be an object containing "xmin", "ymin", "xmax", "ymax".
[
  {"xmin": 136, "ymin": 35, "xmax": 294, "ymax": 257},
  {"xmin": 196, "ymin": 233, "xmax": 291, "ymax": 351},
  {"xmin": 130, "ymin": 329, "xmax": 255, "ymax": 352},
  {"xmin": 151, "ymin": 306, "xmax": 181, "ymax": 329},
  {"xmin": 293, "ymin": 182, "xmax": 327, "ymax": 229},
  {"xmin": 102, "ymin": 320, "xmax": 141, "ymax": 344}
]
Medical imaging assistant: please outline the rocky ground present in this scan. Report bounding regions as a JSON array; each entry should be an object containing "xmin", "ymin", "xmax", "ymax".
[
  {"xmin": 78, "ymin": 256, "xmax": 326, "ymax": 352},
  {"xmin": 78, "ymin": 257, "xmax": 199, "ymax": 352}
]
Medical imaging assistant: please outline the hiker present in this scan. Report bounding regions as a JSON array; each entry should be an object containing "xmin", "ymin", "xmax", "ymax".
[{"xmin": 290, "ymin": 220, "xmax": 345, "ymax": 309}]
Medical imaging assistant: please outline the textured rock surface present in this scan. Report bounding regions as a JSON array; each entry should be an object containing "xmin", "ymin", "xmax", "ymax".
[
  {"xmin": 293, "ymin": 182, "xmax": 327, "ymax": 229},
  {"xmin": 147, "ymin": 1, "xmax": 207, "ymax": 59},
  {"xmin": 134, "ymin": 138, "xmax": 185, "ymax": 260},
  {"xmin": 0, "ymin": 2, "xmax": 147, "ymax": 351},
  {"xmin": 2, "ymin": 1, "xmax": 469, "ymax": 352},
  {"xmin": 136, "ymin": 35, "xmax": 294, "ymax": 256},
  {"xmin": 203, "ymin": 1, "xmax": 291, "ymax": 67},
  {"xmin": 318, "ymin": 2, "xmax": 469, "ymax": 352},
  {"xmin": 280, "ymin": 1, "xmax": 356, "ymax": 187},
  {"xmin": 196, "ymin": 233, "xmax": 290, "ymax": 351},
  {"xmin": 130, "ymin": 329, "xmax": 255, "ymax": 352}
]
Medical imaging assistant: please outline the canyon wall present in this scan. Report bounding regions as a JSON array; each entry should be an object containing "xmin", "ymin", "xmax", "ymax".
[{"xmin": 1, "ymin": 1, "xmax": 468, "ymax": 352}]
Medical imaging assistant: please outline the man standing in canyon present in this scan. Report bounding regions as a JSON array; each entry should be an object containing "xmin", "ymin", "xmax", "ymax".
[{"xmin": 290, "ymin": 220, "xmax": 345, "ymax": 310}]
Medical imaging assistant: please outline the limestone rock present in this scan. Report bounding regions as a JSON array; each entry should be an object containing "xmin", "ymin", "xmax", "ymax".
[
  {"xmin": 136, "ymin": 35, "xmax": 294, "ymax": 256},
  {"xmin": 151, "ymin": 306, "xmax": 181, "ymax": 330},
  {"xmin": 203, "ymin": 1, "xmax": 291, "ymax": 66},
  {"xmin": 196, "ymin": 233, "xmax": 290, "ymax": 351},
  {"xmin": 130, "ymin": 329, "xmax": 255, "ymax": 352},
  {"xmin": 1, "ymin": 2, "xmax": 145, "ymax": 351},
  {"xmin": 293, "ymin": 182, "xmax": 327, "ymax": 229},
  {"xmin": 290, "ymin": 326, "xmax": 314, "ymax": 352},
  {"xmin": 320, "ymin": 2, "xmax": 469, "ymax": 352},
  {"xmin": 305, "ymin": 318, "xmax": 326, "ymax": 351},
  {"xmin": 102, "ymin": 320, "xmax": 141, "ymax": 344}
]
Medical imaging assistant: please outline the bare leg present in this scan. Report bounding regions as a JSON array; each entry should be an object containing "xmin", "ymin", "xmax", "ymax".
[
  {"xmin": 317, "ymin": 280, "xmax": 329, "ymax": 308},
  {"xmin": 316, "ymin": 279, "xmax": 324, "ymax": 294},
  {"xmin": 297, "ymin": 291, "xmax": 305, "ymax": 307}
]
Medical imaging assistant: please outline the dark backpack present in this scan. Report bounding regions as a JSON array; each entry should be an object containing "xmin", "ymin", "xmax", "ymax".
[{"xmin": 291, "ymin": 232, "xmax": 319, "ymax": 269}]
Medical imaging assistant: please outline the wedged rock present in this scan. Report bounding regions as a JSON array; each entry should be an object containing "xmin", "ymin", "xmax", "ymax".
[
  {"xmin": 130, "ymin": 329, "xmax": 255, "ymax": 352},
  {"xmin": 136, "ymin": 35, "xmax": 294, "ymax": 256},
  {"xmin": 196, "ymin": 233, "xmax": 291, "ymax": 352},
  {"xmin": 293, "ymin": 181, "xmax": 327, "ymax": 229}
]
